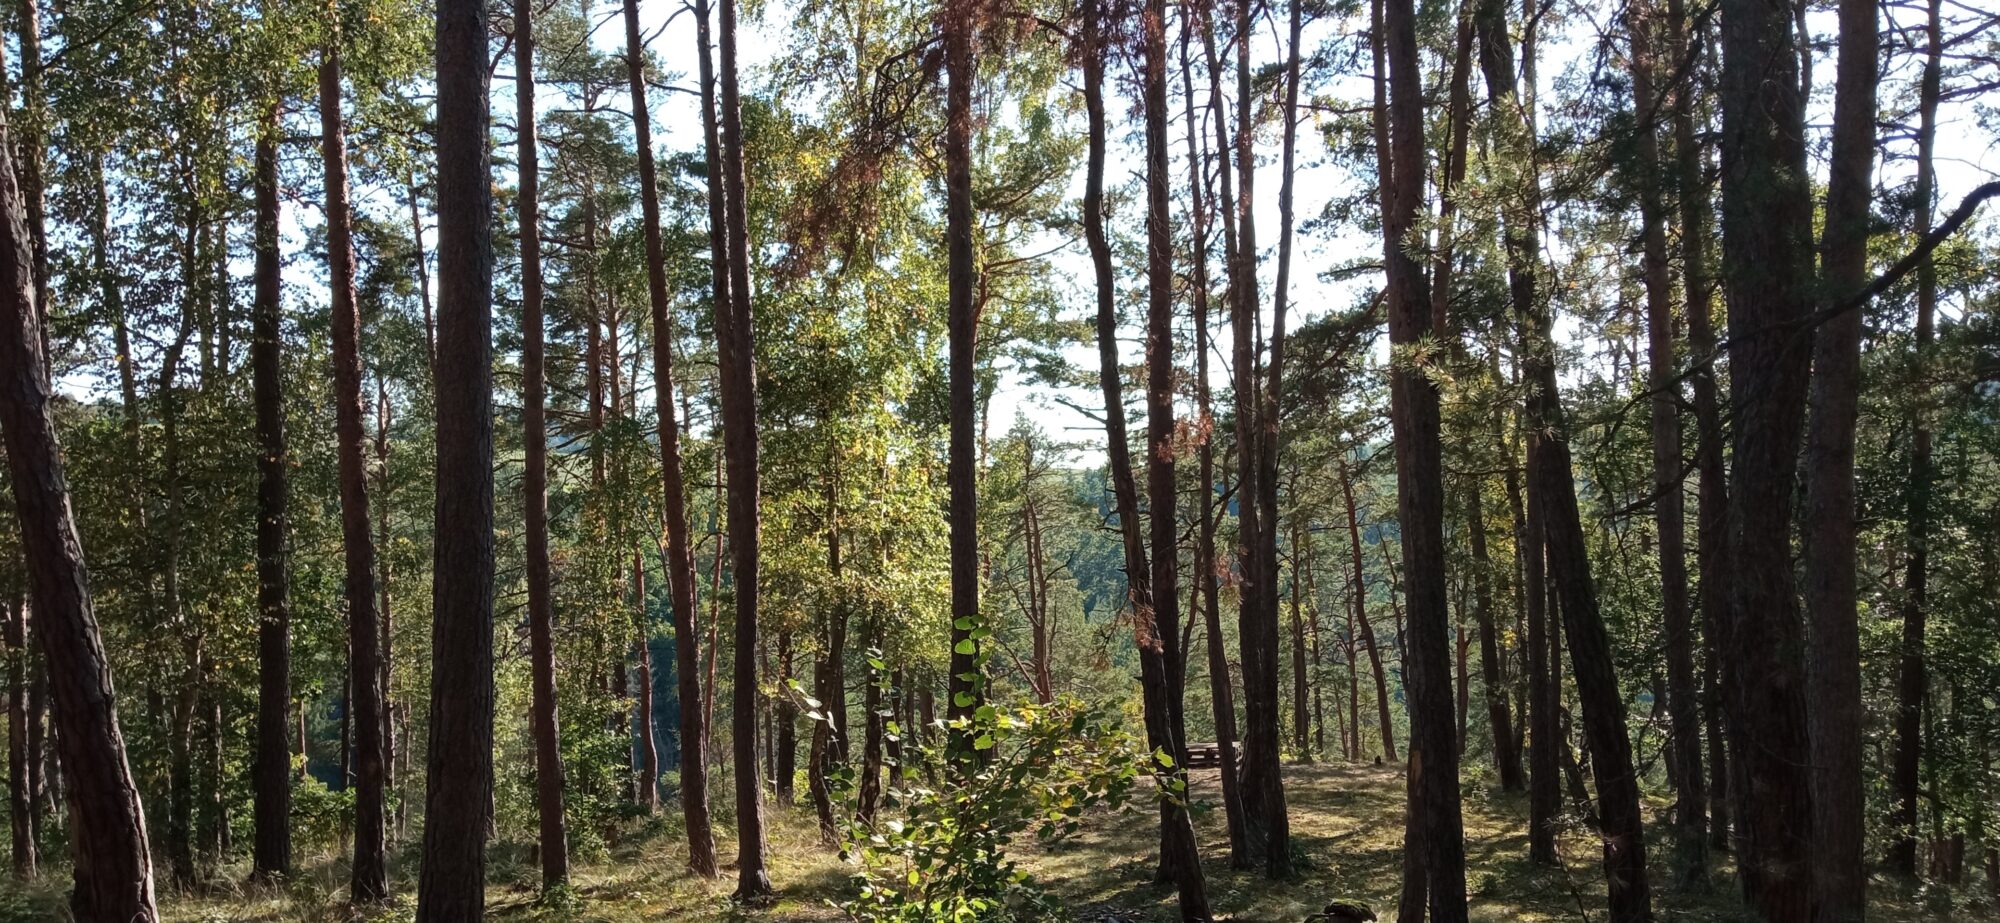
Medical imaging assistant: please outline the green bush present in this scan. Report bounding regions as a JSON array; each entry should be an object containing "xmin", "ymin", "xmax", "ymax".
[{"xmin": 833, "ymin": 697, "xmax": 1145, "ymax": 922}]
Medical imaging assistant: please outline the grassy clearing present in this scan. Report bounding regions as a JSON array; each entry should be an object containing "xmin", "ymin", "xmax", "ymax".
[{"xmin": 9, "ymin": 762, "xmax": 1988, "ymax": 921}]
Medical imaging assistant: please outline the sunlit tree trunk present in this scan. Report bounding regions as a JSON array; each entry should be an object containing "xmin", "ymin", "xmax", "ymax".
[
  {"xmin": 318, "ymin": 37, "xmax": 387, "ymax": 901},
  {"xmin": 0, "ymin": 90, "xmax": 160, "ymax": 923},
  {"xmin": 516, "ymin": 0, "xmax": 571, "ymax": 885},
  {"xmin": 417, "ymin": 0, "xmax": 498, "ymax": 911},
  {"xmin": 713, "ymin": 0, "xmax": 772, "ymax": 894}
]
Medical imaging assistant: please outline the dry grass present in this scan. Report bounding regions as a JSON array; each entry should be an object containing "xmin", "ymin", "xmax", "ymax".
[{"xmin": 83, "ymin": 762, "xmax": 2000, "ymax": 921}]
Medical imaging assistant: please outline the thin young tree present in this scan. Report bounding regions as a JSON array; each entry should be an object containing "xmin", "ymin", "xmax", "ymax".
[
  {"xmin": 1625, "ymin": 0, "xmax": 1704, "ymax": 880},
  {"xmin": 0, "ymin": 90, "xmax": 160, "ymax": 923},
  {"xmin": 1177, "ymin": 0, "xmax": 1245, "ymax": 859},
  {"xmin": 5, "ymin": 600, "xmax": 33, "ymax": 878},
  {"xmin": 319, "ymin": 28, "xmax": 387, "ymax": 903},
  {"xmin": 1664, "ymin": 0, "xmax": 1731, "ymax": 851},
  {"xmin": 418, "ymin": 0, "xmax": 498, "ymax": 913},
  {"xmin": 516, "ymin": 0, "xmax": 571, "ymax": 887},
  {"xmin": 1887, "ymin": 0, "xmax": 1943, "ymax": 878}
]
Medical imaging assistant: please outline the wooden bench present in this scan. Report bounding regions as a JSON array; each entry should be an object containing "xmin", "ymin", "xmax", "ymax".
[{"xmin": 1182, "ymin": 743, "xmax": 1230, "ymax": 770}]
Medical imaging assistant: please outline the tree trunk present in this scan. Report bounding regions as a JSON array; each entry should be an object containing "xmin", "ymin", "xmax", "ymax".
[
  {"xmin": 1625, "ymin": 0, "xmax": 1704, "ymax": 882},
  {"xmin": 1382, "ymin": 0, "xmax": 1467, "ymax": 912},
  {"xmin": 1467, "ymin": 484, "xmax": 1521, "ymax": 790},
  {"xmin": 1478, "ymin": 2, "xmax": 1651, "ymax": 911},
  {"xmin": 941, "ymin": 0, "xmax": 983, "ymax": 746},
  {"xmin": 1801, "ymin": 0, "xmax": 1878, "ymax": 908},
  {"xmin": 1716, "ymin": 0, "xmax": 1818, "ymax": 902},
  {"xmin": 1887, "ymin": 0, "xmax": 1940, "ymax": 879},
  {"xmin": 0, "ymin": 91, "xmax": 159, "ymax": 922},
  {"xmin": 1226, "ymin": 0, "xmax": 1288, "ymax": 877},
  {"xmin": 634, "ymin": 556, "xmax": 659, "ymax": 811},
  {"xmin": 775, "ymin": 631, "xmax": 797, "ymax": 804},
  {"xmin": 665, "ymin": 0, "xmax": 727, "ymax": 875},
  {"xmin": 1340, "ymin": 463, "xmax": 1395, "ymax": 763},
  {"xmin": 376, "ymin": 383, "xmax": 401, "ymax": 840},
  {"xmin": 417, "ymin": 0, "xmax": 497, "ymax": 911},
  {"xmin": 320, "ymin": 40, "xmax": 387, "ymax": 903},
  {"xmin": 13, "ymin": 0, "xmax": 47, "ymax": 361},
  {"xmin": 712, "ymin": 0, "xmax": 771, "ymax": 895},
  {"xmin": 1177, "ymin": 3, "xmax": 1245, "ymax": 855},
  {"xmin": 517, "ymin": 0, "xmax": 571, "ymax": 885},
  {"xmin": 1143, "ymin": 0, "xmax": 1210, "ymax": 910},
  {"xmin": 250, "ymin": 98, "xmax": 292, "ymax": 884},
  {"xmin": 1663, "ymin": 0, "xmax": 1731, "ymax": 854},
  {"xmin": 1291, "ymin": 527, "xmax": 1311, "ymax": 761},
  {"xmin": 1524, "ymin": 429, "xmax": 1559, "ymax": 865},
  {"xmin": 5, "ymin": 600, "xmax": 34, "ymax": 878},
  {"xmin": 858, "ymin": 626, "xmax": 884, "ymax": 823}
]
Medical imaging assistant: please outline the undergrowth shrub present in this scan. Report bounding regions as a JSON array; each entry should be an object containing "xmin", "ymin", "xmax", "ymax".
[{"xmin": 830, "ymin": 695, "xmax": 1145, "ymax": 922}]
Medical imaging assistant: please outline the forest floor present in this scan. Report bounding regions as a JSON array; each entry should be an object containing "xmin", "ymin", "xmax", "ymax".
[{"xmin": 12, "ymin": 762, "xmax": 1989, "ymax": 922}]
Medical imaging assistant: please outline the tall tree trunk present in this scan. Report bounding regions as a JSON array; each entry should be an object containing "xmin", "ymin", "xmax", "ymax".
[
  {"xmin": 1143, "ymin": 0, "xmax": 1211, "ymax": 910},
  {"xmin": 1263, "ymin": 0, "xmax": 1304, "ymax": 778},
  {"xmin": 858, "ymin": 623, "xmax": 884, "ymax": 822},
  {"xmin": 1716, "ymin": 0, "xmax": 1818, "ymax": 901},
  {"xmin": 941, "ymin": 0, "xmax": 982, "ymax": 744},
  {"xmin": 418, "ymin": 0, "xmax": 497, "ymax": 912},
  {"xmin": 1802, "ymin": 0, "xmax": 1878, "ymax": 907},
  {"xmin": 1382, "ymin": 0, "xmax": 1467, "ymax": 912},
  {"xmin": 516, "ymin": 0, "xmax": 571, "ymax": 884},
  {"xmin": 1178, "ymin": 3, "xmax": 1244, "ymax": 856},
  {"xmin": 1479, "ymin": 4, "xmax": 1651, "ymax": 909},
  {"xmin": 667, "ymin": 0, "xmax": 726, "ymax": 874},
  {"xmin": 320, "ymin": 41, "xmax": 387, "ymax": 903},
  {"xmin": 713, "ymin": 0, "xmax": 771, "ymax": 896},
  {"xmin": 1887, "ymin": 0, "xmax": 1941, "ymax": 879},
  {"xmin": 1664, "ymin": 0, "xmax": 1731, "ymax": 853},
  {"xmin": 0, "ymin": 92, "xmax": 160, "ymax": 922},
  {"xmin": 1226, "ymin": 0, "xmax": 1289, "ymax": 877},
  {"xmin": 250, "ymin": 99, "xmax": 292, "ymax": 884},
  {"xmin": 1626, "ymin": 0, "xmax": 1704, "ymax": 881}
]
